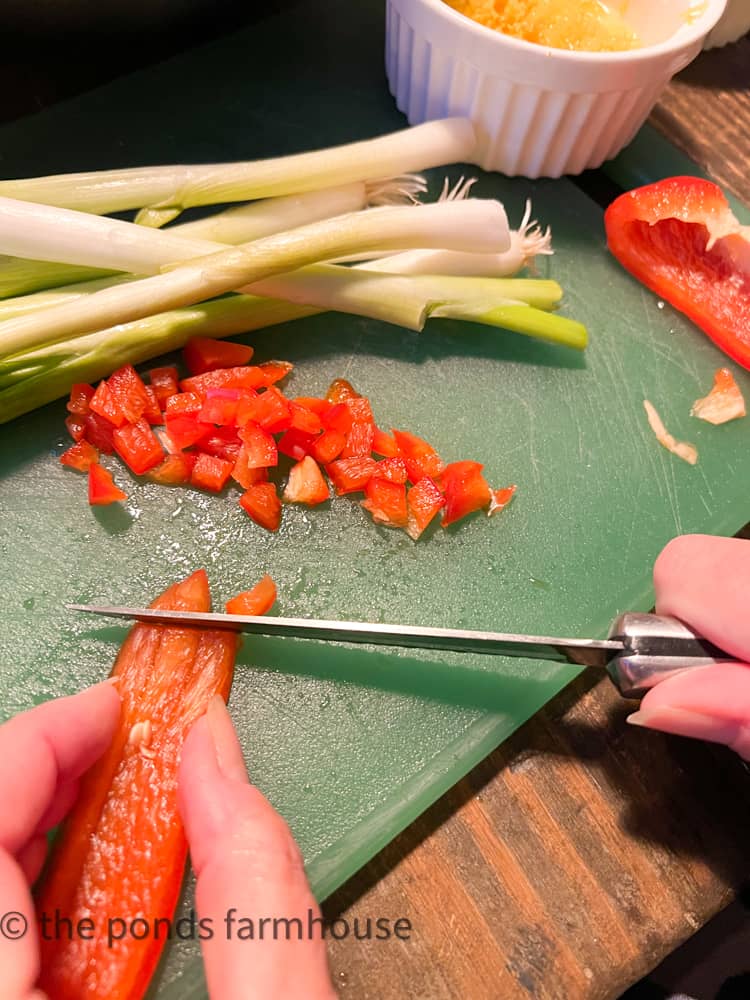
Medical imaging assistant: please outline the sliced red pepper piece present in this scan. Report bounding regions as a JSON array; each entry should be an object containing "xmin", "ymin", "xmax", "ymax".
[
  {"xmin": 344, "ymin": 396, "xmax": 374, "ymax": 424},
  {"xmin": 289, "ymin": 402, "xmax": 323, "ymax": 435},
  {"xmin": 361, "ymin": 477, "xmax": 408, "ymax": 528},
  {"xmin": 321, "ymin": 402, "xmax": 353, "ymax": 436},
  {"xmin": 237, "ymin": 386, "xmax": 292, "ymax": 433},
  {"xmin": 238, "ymin": 421, "xmax": 278, "ymax": 468},
  {"xmin": 88, "ymin": 463, "xmax": 127, "ymax": 505},
  {"xmin": 197, "ymin": 388, "xmax": 245, "ymax": 427},
  {"xmin": 181, "ymin": 366, "xmax": 268, "ymax": 395},
  {"xmin": 231, "ymin": 447, "xmax": 270, "ymax": 489},
  {"xmin": 372, "ymin": 427, "xmax": 399, "ymax": 457},
  {"xmin": 605, "ymin": 176, "xmax": 750, "ymax": 369},
  {"xmin": 148, "ymin": 453, "xmax": 196, "ymax": 486},
  {"xmin": 239, "ymin": 482, "xmax": 282, "ymax": 531},
  {"xmin": 283, "ymin": 455, "xmax": 330, "ymax": 505},
  {"xmin": 60, "ymin": 439, "xmax": 99, "ymax": 472},
  {"xmin": 190, "ymin": 453, "xmax": 234, "ymax": 492},
  {"xmin": 277, "ymin": 428, "xmax": 318, "ymax": 462},
  {"xmin": 83, "ymin": 412, "xmax": 116, "ymax": 454},
  {"xmin": 113, "ymin": 418, "xmax": 165, "ymax": 475},
  {"xmin": 375, "ymin": 457, "xmax": 408, "ymax": 483},
  {"xmin": 226, "ymin": 574, "xmax": 277, "ymax": 615},
  {"xmin": 341, "ymin": 421, "xmax": 375, "ymax": 459},
  {"xmin": 183, "ymin": 336, "xmax": 254, "ymax": 375},
  {"xmin": 325, "ymin": 377, "xmax": 359, "ymax": 403},
  {"xmin": 148, "ymin": 365, "xmax": 180, "ymax": 406},
  {"xmin": 292, "ymin": 396, "xmax": 331, "ymax": 417},
  {"xmin": 196, "ymin": 425, "xmax": 243, "ymax": 463},
  {"xmin": 406, "ymin": 476, "xmax": 446, "ymax": 540},
  {"xmin": 258, "ymin": 359, "xmax": 294, "ymax": 385},
  {"xmin": 90, "ymin": 379, "xmax": 127, "ymax": 428},
  {"xmin": 165, "ymin": 391, "xmax": 203, "ymax": 415},
  {"xmin": 36, "ymin": 570, "xmax": 239, "ymax": 1000},
  {"xmin": 142, "ymin": 386, "xmax": 163, "ymax": 425},
  {"xmin": 326, "ymin": 456, "xmax": 377, "ymax": 495},
  {"xmin": 392, "ymin": 429, "xmax": 444, "ymax": 483},
  {"xmin": 488, "ymin": 484, "xmax": 517, "ymax": 516},
  {"xmin": 310, "ymin": 429, "xmax": 346, "ymax": 465},
  {"xmin": 107, "ymin": 364, "xmax": 152, "ymax": 425},
  {"xmin": 440, "ymin": 461, "xmax": 491, "ymax": 527},
  {"xmin": 66, "ymin": 382, "xmax": 95, "ymax": 416},
  {"xmin": 65, "ymin": 414, "xmax": 87, "ymax": 442},
  {"xmin": 164, "ymin": 413, "xmax": 209, "ymax": 451}
]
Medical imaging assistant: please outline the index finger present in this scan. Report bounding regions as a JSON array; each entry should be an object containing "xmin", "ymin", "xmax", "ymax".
[{"xmin": 654, "ymin": 534, "xmax": 750, "ymax": 662}]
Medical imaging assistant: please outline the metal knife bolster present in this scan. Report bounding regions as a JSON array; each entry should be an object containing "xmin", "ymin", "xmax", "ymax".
[{"xmin": 605, "ymin": 613, "xmax": 730, "ymax": 699}]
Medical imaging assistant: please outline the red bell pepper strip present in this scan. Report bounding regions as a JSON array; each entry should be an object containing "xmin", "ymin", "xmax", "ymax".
[
  {"xmin": 183, "ymin": 336, "xmax": 254, "ymax": 375},
  {"xmin": 36, "ymin": 570, "xmax": 239, "ymax": 1000},
  {"xmin": 604, "ymin": 176, "xmax": 750, "ymax": 369},
  {"xmin": 225, "ymin": 573, "xmax": 278, "ymax": 615},
  {"xmin": 88, "ymin": 463, "xmax": 127, "ymax": 505}
]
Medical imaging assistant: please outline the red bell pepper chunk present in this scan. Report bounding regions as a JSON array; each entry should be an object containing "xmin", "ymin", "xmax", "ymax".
[
  {"xmin": 60, "ymin": 439, "xmax": 99, "ymax": 472},
  {"xmin": 239, "ymin": 482, "xmax": 282, "ymax": 532},
  {"xmin": 148, "ymin": 365, "xmax": 180, "ymax": 405},
  {"xmin": 440, "ymin": 461, "xmax": 491, "ymax": 527},
  {"xmin": 142, "ymin": 385, "xmax": 163, "ymax": 425},
  {"xmin": 326, "ymin": 456, "xmax": 377, "ymax": 495},
  {"xmin": 231, "ymin": 447, "xmax": 270, "ymax": 489},
  {"xmin": 36, "ymin": 570, "xmax": 239, "ymax": 1000},
  {"xmin": 66, "ymin": 382, "xmax": 95, "ymax": 416},
  {"xmin": 392, "ymin": 429, "xmax": 444, "ymax": 483},
  {"xmin": 88, "ymin": 463, "xmax": 127, "ymax": 505},
  {"xmin": 83, "ymin": 412, "xmax": 116, "ymax": 453},
  {"xmin": 321, "ymin": 402, "xmax": 353, "ymax": 435},
  {"xmin": 148, "ymin": 453, "xmax": 196, "ymax": 485},
  {"xmin": 180, "ymin": 366, "xmax": 268, "ymax": 395},
  {"xmin": 289, "ymin": 401, "xmax": 324, "ymax": 435},
  {"xmin": 341, "ymin": 420, "xmax": 375, "ymax": 458},
  {"xmin": 164, "ymin": 413, "xmax": 209, "ymax": 451},
  {"xmin": 277, "ymin": 428, "xmax": 318, "ymax": 461},
  {"xmin": 107, "ymin": 364, "xmax": 152, "ymax": 425},
  {"xmin": 90, "ymin": 379, "xmax": 127, "ymax": 428},
  {"xmin": 238, "ymin": 421, "xmax": 278, "ymax": 467},
  {"xmin": 372, "ymin": 427, "xmax": 399, "ymax": 457},
  {"xmin": 325, "ymin": 377, "xmax": 360, "ymax": 403},
  {"xmin": 183, "ymin": 336, "xmax": 254, "ymax": 375},
  {"xmin": 258, "ymin": 359, "xmax": 294, "ymax": 385},
  {"xmin": 113, "ymin": 418, "xmax": 166, "ymax": 475},
  {"xmin": 226, "ymin": 574, "xmax": 277, "ymax": 615},
  {"xmin": 361, "ymin": 477, "xmax": 408, "ymax": 528},
  {"xmin": 197, "ymin": 429, "xmax": 242, "ymax": 463},
  {"xmin": 165, "ymin": 391, "xmax": 203, "ymax": 415},
  {"xmin": 65, "ymin": 414, "xmax": 87, "ymax": 442},
  {"xmin": 310, "ymin": 428, "xmax": 346, "ymax": 465},
  {"xmin": 344, "ymin": 396, "xmax": 374, "ymax": 424},
  {"xmin": 197, "ymin": 388, "xmax": 245, "ymax": 427},
  {"xmin": 283, "ymin": 455, "xmax": 330, "ymax": 505},
  {"xmin": 406, "ymin": 476, "xmax": 446, "ymax": 540},
  {"xmin": 488, "ymin": 484, "xmax": 517, "ymax": 516},
  {"xmin": 237, "ymin": 386, "xmax": 292, "ymax": 433},
  {"xmin": 190, "ymin": 453, "xmax": 234, "ymax": 493},
  {"xmin": 605, "ymin": 176, "xmax": 750, "ymax": 369},
  {"xmin": 375, "ymin": 456, "xmax": 408, "ymax": 483},
  {"xmin": 292, "ymin": 396, "xmax": 331, "ymax": 417}
]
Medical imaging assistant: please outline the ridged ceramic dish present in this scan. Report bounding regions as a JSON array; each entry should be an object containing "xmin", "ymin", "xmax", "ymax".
[{"xmin": 385, "ymin": 0, "xmax": 727, "ymax": 176}]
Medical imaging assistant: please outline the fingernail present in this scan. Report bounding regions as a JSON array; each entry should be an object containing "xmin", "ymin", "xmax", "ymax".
[
  {"xmin": 627, "ymin": 706, "xmax": 741, "ymax": 747},
  {"xmin": 205, "ymin": 695, "xmax": 249, "ymax": 784},
  {"xmin": 105, "ymin": 675, "xmax": 122, "ymax": 688}
]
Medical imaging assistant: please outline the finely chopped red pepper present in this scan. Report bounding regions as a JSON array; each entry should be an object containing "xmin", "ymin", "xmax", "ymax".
[{"xmin": 59, "ymin": 338, "xmax": 516, "ymax": 538}]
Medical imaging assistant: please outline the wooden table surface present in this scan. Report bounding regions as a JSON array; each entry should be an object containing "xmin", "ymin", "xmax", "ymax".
[{"xmin": 1, "ymin": 14, "xmax": 749, "ymax": 1000}]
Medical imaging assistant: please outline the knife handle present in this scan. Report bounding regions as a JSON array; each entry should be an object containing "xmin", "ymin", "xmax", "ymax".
[{"xmin": 605, "ymin": 612, "xmax": 732, "ymax": 700}]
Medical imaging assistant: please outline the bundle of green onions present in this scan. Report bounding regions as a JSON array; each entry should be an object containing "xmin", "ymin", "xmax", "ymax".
[{"xmin": 0, "ymin": 118, "xmax": 587, "ymax": 424}]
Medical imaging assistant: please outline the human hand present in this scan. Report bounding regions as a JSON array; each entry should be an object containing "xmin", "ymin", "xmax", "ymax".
[
  {"xmin": 627, "ymin": 534, "xmax": 750, "ymax": 760},
  {"xmin": 178, "ymin": 696, "xmax": 337, "ymax": 1000},
  {"xmin": 0, "ymin": 681, "xmax": 121, "ymax": 1000}
]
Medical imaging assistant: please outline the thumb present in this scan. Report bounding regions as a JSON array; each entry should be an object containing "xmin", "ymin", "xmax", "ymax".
[{"xmin": 627, "ymin": 662, "xmax": 750, "ymax": 760}]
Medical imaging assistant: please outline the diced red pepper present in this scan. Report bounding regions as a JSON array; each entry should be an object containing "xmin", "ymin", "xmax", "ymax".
[
  {"xmin": 372, "ymin": 427, "xmax": 399, "ymax": 457},
  {"xmin": 292, "ymin": 396, "xmax": 331, "ymax": 417},
  {"xmin": 238, "ymin": 421, "xmax": 278, "ymax": 468},
  {"xmin": 83, "ymin": 412, "xmax": 116, "ymax": 454},
  {"xmin": 148, "ymin": 453, "xmax": 196, "ymax": 486},
  {"xmin": 326, "ymin": 377, "xmax": 359, "ymax": 403},
  {"xmin": 488, "ymin": 485, "xmax": 517, "ymax": 516},
  {"xmin": 341, "ymin": 421, "xmax": 375, "ymax": 458},
  {"xmin": 107, "ymin": 364, "xmax": 151, "ymax": 425},
  {"xmin": 113, "ymin": 419, "xmax": 165, "ymax": 475},
  {"xmin": 164, "ymin": 413, "xmax": 209, "ymax": 451},
  {"xmin": 361, "ymin": 478, "xmax": 408, "ymax": 528},
  {"xmin": 406, "ymin": 476, "xmax": 446, "ymax": 540},
  {"xmin": 239, "ymin": 482, "xmax": 282, "ymax": 532},
  {"xmin": 258, "ymin": 360, "xmax": 294, "ymax": 385},
  {"xmin": 310, "ymin": 429, "xmax": 346, "ymax": 465},
  {"xmin": 392, "ymin": 429, "xmax": 444, "ymax": 483},
  {"xmin": 283, "ymin": 456, "xmax": 330, "ymax": 506},
  {"xmin": 236, "ymin": 386, "xmax": 292, "ymax": 433},
  {"xmin": 344, "ymin": 396, "xmax": 374, "ymax": 424},
  {"xmin": 326, "ymin": 456, "xmax": 377, "ymax": 495},
  {"xmin": 183, "ymin": 336, "xmax": 254, "ymax": 375},
  {"xmin": 165, "ymin": 391, "xmax": 203, "ymax": 415},
  {"xmin": 375, "ymin": 457, "xmax": 408, "ymax": 483},
  {"xmin": 88, "ymin": 463, "xmax": 127, "ymax": 505},
  {"xmin": 148, "ymin": 365, "xmax": 180, "ymax": 405},
  {"xmin": 277, "ymin": 428, "xmax": 318, "ymax": 462},
  {"xmin": 190, "ymin": 453, "xmax": 234, "ymax": 493},
  {"xmin": 289, "ymin": 402, "xmax": 323, "ymax": 435},
  {"xmin": 90, "ymin": 380, "xmax": 127, "ymax": 428},
  {"xmin": 66, "ymin": 383, "xmax": 95, "ymax": 416},
  {"xmin": 231, "ymin": 447, "xmax": 270, "ymax": 489},
  {"xmin": 142, "ymin": 386, "xmax": 163, "ymax": 425},
  {"xmin": 197, "ymin": 388, "xmax": 244, "ymax": 426},
  {"xmin": 226, "ymin": 574, "xmax": 277, "ymax": 616},
  {"xmin": 60, "ymin": 439, "xmax": 99, "ymax": 472},
  {"xmin": 196, "ymin": 425, "xmax": 242, "ymax": 463},
  {"xmin": 440, "ymin": 461, "xmax": 491, "ymax": 527},
  {"xmin": 65, "ymin": 414, "xmax": 87, "ymax": 442},
  {"xmin": 605, "ymin": 176, "xmax": 750, "ymax": 369},
  {"xmin": 321, "ymin": 402, "xmax": 353, "ymax": 435},
  {"xmin": 181, "ymin": 366, "xmax": 268, "ymax": 395}
]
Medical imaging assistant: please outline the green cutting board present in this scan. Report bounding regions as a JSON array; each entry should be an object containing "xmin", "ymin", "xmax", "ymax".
[{"xmin": 1, "ymin": 2, "xmax": 749, "ymax": 997}]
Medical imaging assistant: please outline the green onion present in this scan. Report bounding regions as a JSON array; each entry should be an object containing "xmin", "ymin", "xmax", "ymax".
[{"xmin": 0, "ymin": 118, "xmax": 474, "ymax": 225}]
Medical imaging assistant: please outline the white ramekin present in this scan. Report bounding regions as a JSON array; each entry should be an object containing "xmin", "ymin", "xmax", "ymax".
[
  {"xmin": 704, "ymin": 0, "xmax": 750, "ymax": 47},
  {"xmin": 385, "ymin": 0, "xmax": 727, "ymax": 177}
]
